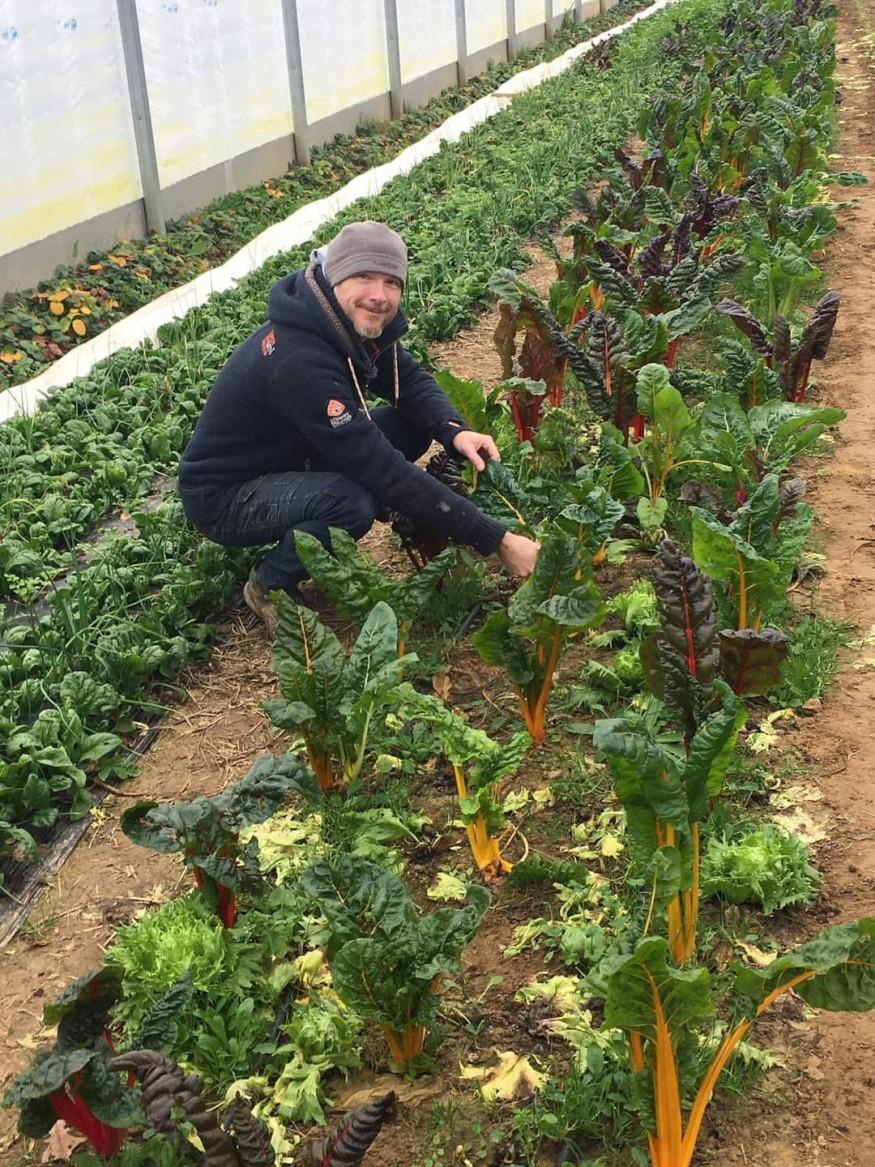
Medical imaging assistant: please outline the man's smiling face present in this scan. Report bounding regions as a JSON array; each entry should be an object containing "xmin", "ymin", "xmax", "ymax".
[{"xmin": 333, "ymin": 271, "xmax": 403, "ymax": 340}]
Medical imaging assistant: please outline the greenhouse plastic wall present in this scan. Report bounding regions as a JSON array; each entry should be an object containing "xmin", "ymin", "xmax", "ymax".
[{"xmin": 0, "ymin": 0, "xmax": 611, "ymax": 295}]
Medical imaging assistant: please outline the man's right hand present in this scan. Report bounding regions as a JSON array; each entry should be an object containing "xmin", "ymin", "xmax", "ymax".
[{"xmin": 498, "ymin": 531, "xmax": 540, "ymax": 578}]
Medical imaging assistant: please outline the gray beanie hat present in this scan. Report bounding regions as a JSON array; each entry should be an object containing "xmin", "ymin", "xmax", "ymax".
[{"xmin": 322, "ymin": 221, "xmax": 407, "ymax": 288}]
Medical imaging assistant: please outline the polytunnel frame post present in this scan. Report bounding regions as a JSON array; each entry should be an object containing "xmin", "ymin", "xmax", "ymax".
[
  {"xmin": 454, "ymin": 0, "xmax": 470, "ymax": 86},
  {"xmin": 506, "ymin": 0, "xmax": 519, "ymax": 59},
  {"xmin": 280, "ymin": 0, "xmax": 312, "ymax": 166},
  {"xmin": 383, "ymin": 0, "xmax": 405, "ymax": 120},
  {"xmin": 116, "ymin": 0, "xmax": 166, "ymax": 235}
]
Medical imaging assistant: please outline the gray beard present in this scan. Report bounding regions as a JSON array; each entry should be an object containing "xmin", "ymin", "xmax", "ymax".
[{"xmin": 354, "ymin": 321, "xmax": 384, "ymax": 339}]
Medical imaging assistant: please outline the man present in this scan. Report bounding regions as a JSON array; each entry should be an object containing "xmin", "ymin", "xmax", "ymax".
[{"xmin": 179, "ymin": 220, "xmax": 539, "ymax": 633}]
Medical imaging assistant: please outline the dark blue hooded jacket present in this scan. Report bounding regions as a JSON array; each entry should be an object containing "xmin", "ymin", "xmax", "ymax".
[{"xmin": 178, "ymin": 264, "xmax": 506, "ymax": 556}]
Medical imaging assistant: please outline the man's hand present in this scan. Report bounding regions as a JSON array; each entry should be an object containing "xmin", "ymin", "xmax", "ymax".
[
  {"xmin": 451, "ymin": 429, "xmax": 500, "ymax": 472},
  {"xmin": 498, "ymin": 531, "xmax": 540, "ymax": 578}
]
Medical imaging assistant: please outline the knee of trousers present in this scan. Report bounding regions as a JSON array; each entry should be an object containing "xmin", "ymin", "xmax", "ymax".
[{"xmin": 319, "ymin": 481, "xmax": 379, "ymax": 540}]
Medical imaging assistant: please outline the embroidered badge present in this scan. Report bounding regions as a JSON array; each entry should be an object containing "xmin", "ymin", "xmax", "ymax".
[
  {"xmin": 261, "ymin": 329, "xmax": 276, "ymax": 357},
  {"xmin": 326, "ymin": 399, "xmax": 347, "ymax": 417}
]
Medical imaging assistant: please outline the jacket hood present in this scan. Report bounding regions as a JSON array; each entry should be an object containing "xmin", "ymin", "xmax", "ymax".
[{"xmin": 267, "ymin": 264, "xmax": 409, "ymax": 373}]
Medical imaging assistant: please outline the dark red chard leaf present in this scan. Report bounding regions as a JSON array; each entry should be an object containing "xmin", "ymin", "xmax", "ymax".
[
  {"xmin": 811, "ymin": 290, "xmax": 841, "ymax": 359},
  {"xmin": 614, "ymin": 146, "xmax": 644, "ymax": 189},
  {"xmin": 594, "ymin": 238, "xmax": 632, "ymax": 278},
  {"xmin": 223, "ymin": 1096, "xmax": 276, "ymax": 1167},
  {"xmin": 776, "ymin": 478, "xmax": 806, "ymax": 529},
  {"xmin": 671, "ymin": 213, "xmax": 693, "ymax": 266},
  {"xmin": 519, "ymin": 330, "xmax": 563, "ymax": 404},
  {"xmin": 639, "ymin": 229, "xmax": 671, "ymax": 277},
  {"xmin": 718, "ymin": 628, "xmax": 790, "ymax": 696},
  {"xmin": 493, "ymin": 302, "xmax": 517, "ymax": 380},
  {"xmin": 111, "ymin": 1050, "xmax": 238, "ymax": 1165},
  {"xmin": 647, "ymin": 540, "xmax": 720, "ymax": 741},
  {"xmin": 314, "ymin": 1092, "xmax": 396, "ymax": 1167},
  {"xmin": 715, "ymin": 299, "xmax": 772, "ymax": 357},
  {"xmin": 772, "ymin": 314, "xmax": 791, "ymax": 368}
]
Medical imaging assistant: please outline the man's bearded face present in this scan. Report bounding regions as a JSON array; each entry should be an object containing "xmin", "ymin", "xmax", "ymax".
[{"xmin": 334, "ymin": 272, "xmax": 403, "ymax": 339}]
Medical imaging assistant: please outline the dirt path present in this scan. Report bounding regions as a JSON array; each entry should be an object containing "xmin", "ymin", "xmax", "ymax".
[{"xmin": 710, "ymin": 3, "xmax": 875, "ymax": 1162}]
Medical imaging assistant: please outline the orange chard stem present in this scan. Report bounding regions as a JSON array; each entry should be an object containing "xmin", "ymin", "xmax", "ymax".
[
  {"xmin": 529, "ymin": 632, "xmax": 563, "ymax": 746},
  {"xmin": 679, "ymin": 971, "xmax": 818, "ymax": 1166},
  {"xmin": 735, "ymin": 550, "xmax": 748, "ymax": 630},
  {"xmin": 648, "ymin": 968, "xmax": 684, "ymax": 1166}
]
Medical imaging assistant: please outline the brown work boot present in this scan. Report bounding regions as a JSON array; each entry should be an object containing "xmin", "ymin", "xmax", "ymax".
[{"xmin": 243, "ymin": 571, "xmax": 279, "ymax": 637}]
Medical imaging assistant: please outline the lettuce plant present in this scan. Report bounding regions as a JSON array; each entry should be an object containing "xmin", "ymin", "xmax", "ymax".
[
  {"xmin": 293, "ymin": 527, "xmax": 456, "ymax": 657},
  {"xmin": 121, "ymin": 754, "xmax": 315, "ymax": 925},
  {"xmin": 265, "ymin": 599, "xmax": 410, "ymax": 791},
  {"xmin": 701, "ymin": 822, "xmax": 820, "ymax": 914},
  {"xmin": 473, "ymin": 533, "xmax": 605, "ymax": 744},
  {"xmin": 603, "ymin": 921, "xmax": 875, "ymax": 1167},
  {"xmin": 301, "ymin": 856, "xmax": 489, "ymax": 1070}
]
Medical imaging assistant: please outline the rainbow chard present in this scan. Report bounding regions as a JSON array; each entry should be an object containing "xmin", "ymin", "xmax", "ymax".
[
  {"xmin": 716, "ymin": 290, "xmax": 840, "ymax": 402},
  {"xmin": 398, "ymin": 689, "xmax": 530, "ymax": 879},
  {"xmin": 491, "ymin": 272, "xmax": 569, "ymax": 418},
  {"xmin": 294, "ymin": 526, "xmax": 456, "ymax": 657},
  {"xmin": 473, "ymin": 533, "xmax": 605, "ymax": 744},
  {"xmin": 266, "ymin": 599, "xmax": 412, "ymax": 791},
  {"xmin": 121, "ymin": 755, "xmax": 316, "ymax": 925},
  {"xmin": 640, "ymin": 540, "xmax": 789, "ymax": 708},
  {"xmin": 3, "ymin": 970, "xmax": 138, "ymax": 1158},
  {"xmin": 594, "ymin": 677, "xmax": 745, "ymax": 965},
  {"xmin": 312, "ymin": 1092, "xmax": 395, "ymax": 1167},
  {"xmin": 301, "ymin": 857, "xmax": 489, "ymax": 1072},
  {"xmin": 604, "ymin": 921, "xmax": 875, "ymax": 1167},
  {"xmin": 109, "ymin": 1051, "xmax": 241, "ymax": 1167}
]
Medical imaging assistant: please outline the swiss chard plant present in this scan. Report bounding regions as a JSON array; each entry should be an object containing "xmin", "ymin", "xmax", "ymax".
[
  {"xmin": 603, "ymin": 920, "xmax": 875, "ymax": 1167},
  {"xmin": 397, "ymin": 688, "xmax": 530, "ymax": 879},
  {"xmin": 716, "ymin": 291, "xmax": 841, "ymax": 402},
  {"xmin": 301, "ymin": 856, "xmax": 489, "ymax": 1071},
  {"xmin": 265, "ymin": 599, "xmax": 411, "ymax": 791},
  {"xmin": 473, "ymin": 532, "xmax": 605, "ymax": 744},
  {"xmin": 121, "ymin": 753, "xmax": 316, "ymax": 925},
  {"xmin": 2, "ymin": 969, "xmax": 139, "ymax": 1158},
  {"xmin": 293, "ymin": 527, "xmax": 456, "ymax": 657}
]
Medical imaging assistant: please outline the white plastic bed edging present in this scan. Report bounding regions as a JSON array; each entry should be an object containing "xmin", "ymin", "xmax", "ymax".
[{"xmin": 0, "ymin": 0, "xmax": 677, "ymax": 424}]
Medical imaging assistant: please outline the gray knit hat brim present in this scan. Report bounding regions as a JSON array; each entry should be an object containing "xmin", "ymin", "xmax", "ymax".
[{"xmin": 322, "ymin": 221, "xmax": 407, "ymax": 288}]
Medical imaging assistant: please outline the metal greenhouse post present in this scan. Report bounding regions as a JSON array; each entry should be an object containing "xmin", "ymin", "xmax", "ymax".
[
  {"xmin": 454, "ymin": 0, "xmax": 469, "ymax": 86},
  {"xmin": 384, "ymin": 0, "xmax": 404, "ymax": 119},
  {"xmin": 280, "ymin": 0, "xmax": 311, "ymax": 165},
  {"xmin": 116, "ymin": 0, "xmax": 165, "ymax": 235},
  {"xmin": 545, "ymin": 0, "xmax": 553, "ymax": 37},
  {"xmin": 506, "ymin": 0, "xmax": 518, "ymax": 60}
]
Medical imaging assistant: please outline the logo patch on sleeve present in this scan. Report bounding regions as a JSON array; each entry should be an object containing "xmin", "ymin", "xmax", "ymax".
[
  {"xmin": 261, "ymin": 329, "xmax": 276, "ymax": 357},
  {"xmin": 326, "ymin": 398, "xmax": 353, "ymax": 428}
]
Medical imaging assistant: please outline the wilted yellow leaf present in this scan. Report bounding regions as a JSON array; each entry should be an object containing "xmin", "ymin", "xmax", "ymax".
[
  {"xmin": 600, "ymin": 833, "xmax": 624, "ymax": 858},
  {"xmin": 49, "ymin": 301, "xmax": 65, "ymax": 316},
  {"xmin": 88, "ymin": 263, "xmax": 103, "ymax": 272},
  {"xmin": 71, "ymin": 318, "xmax": 87, "ymax": 337},
  {"xmin": 78, "ymin": 305, "xmax": 92, "ymax": 315},
  {"xmin": 0, "ymin": 351, "xmax": 23, "ymax": 364},
  {"xmin": 427, "ymin": 871, "xmax": 469, "ymax": 901},
  {"xmin": 459, "ymin": 1050, "xmax": 546, "ymax": 1102},
  {"xmin": 108, "ymin": 254, "xmax": 128, "ymax": 266},
  {"xmin": 48, "ymin": 289, "xmax": 70, "ymax": 302}
]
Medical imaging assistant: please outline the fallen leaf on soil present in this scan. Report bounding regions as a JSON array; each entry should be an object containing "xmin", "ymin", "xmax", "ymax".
[
  {"xmin": 852, "ymin": 656, "xmax": 875, "ymax": 670},
  {"xmin": 335, "ymin": 1075, "xmax": 444, "ymax": 1109},
  {"xmin": 769, "ymin": 784, "xmax": 824, "ymax": 809},
  {"xmin": 431, "ymin": 669, "xmax": 452, "ymax": 701},
  {"xmin": 737, "ymin": 941, "xmax": 778, "ymax": 967},
  {"xmin": 41, "ymin": 1121, "xmax": 86, "ymax": 1163},
  {"xmin": 748, "ymin": 709, "xmax": 796, "ymax": 753},
  {"xmin": 459, "ymin": 1050, "xmax": 547, "ymax": 1102},
  {"xmin": 771, "ymin": 807, "xmax": 828, "ymax": 845},
  {"xmin": 515, "ymin": 975, "xmax": 582, "ymax": 1013},
  {"xmin": 427, "ymin": 872, "xmax": 469, "ymax": 901},
  {"xmin": 600, "ymin": 834, "xmax": 624, "ymax": 858}
]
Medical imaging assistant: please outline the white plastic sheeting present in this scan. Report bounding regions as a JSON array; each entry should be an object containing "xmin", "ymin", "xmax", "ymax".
[
  {"xmin": 0, "ymin": 0, "xmax": 678, "ymax": 422},
  {"xmin": 397, "ymin": 0, "xmax": 456, "ymax": 85},
  {"xmin": 0, "ymin": 1, "xmax": 141, "ymax": 257},
  {"xmin": 464, "ymin": 0, "xmax": 506, "ymax": 55},
  {"xmin": 137, "ymin": 0, "xmax": 292, "ymax": 191},
  {"xmin": 554, "ymin": 0, "xmax": 575, "ymax": 16},
  {"xmin": 298, "ymin": 0, "xmax": 389, "ymax": 125}
]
